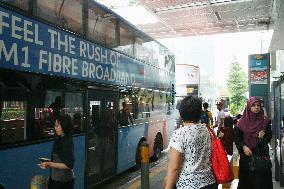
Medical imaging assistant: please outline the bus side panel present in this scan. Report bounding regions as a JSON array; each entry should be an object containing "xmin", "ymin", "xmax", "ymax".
[
  {"xmin": 147, "ymin": 116, "xmax": 175, "ymax": 157},
  {"xmin": 117, "ymin": 124, "xmax": 148, "ymax": 174},
  {"xmin": 147, "ymin": 119, "xmax": 167, "ymax": 157},
  {"xmin": 0, "ymin": 142, "xmax": 52, "ymax": 188},
  {"xmin": 0, "ymin": 135, "xmax": 85, "ymax": 189},
  {"xmin": 74, "ymin": 135, "xmax": 85, "ymax": 189}
]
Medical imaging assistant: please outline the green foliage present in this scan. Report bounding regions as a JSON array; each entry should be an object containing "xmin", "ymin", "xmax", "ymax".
[
  {"xmin": 1, "ymin": 109, "xmax": 25, "ymax": 120},
  {"xmin": 227, "ymin": 57, "xmax": 248, "ymax": 115}
]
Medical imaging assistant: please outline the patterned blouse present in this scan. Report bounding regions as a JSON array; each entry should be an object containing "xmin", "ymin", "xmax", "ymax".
[{"xmin": 169, "ymin": 123, "xmax": 216, "ymax": 189}]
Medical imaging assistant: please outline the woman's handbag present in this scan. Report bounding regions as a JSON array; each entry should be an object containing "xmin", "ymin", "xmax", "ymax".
[
  {"xmin": 249, "ymin": 139, "xmax": 272, "ymax": 172},
  {"xmin": 208, "ymin": 127, "xmax": 234, "ymax": 184}
]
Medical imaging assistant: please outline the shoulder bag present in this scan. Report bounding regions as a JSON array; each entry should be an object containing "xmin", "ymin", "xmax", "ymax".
[
  {"xmin": 249, "ymin": 139, "xmax": 272, "ymax": 172},
  {"xmin": 208, "ymin": 127, "xmax": 234, "ymax": 184}
]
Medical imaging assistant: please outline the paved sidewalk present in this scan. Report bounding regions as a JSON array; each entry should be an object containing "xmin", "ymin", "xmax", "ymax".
[{"xmin": 119, "ymin": 153, "xmax": 284, "ymax": 189}]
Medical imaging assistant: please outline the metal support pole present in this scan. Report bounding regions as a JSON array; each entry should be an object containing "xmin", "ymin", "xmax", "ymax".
[{"xmin": 141, "ymin": 141, "xmax": 150, "ymax": 189}]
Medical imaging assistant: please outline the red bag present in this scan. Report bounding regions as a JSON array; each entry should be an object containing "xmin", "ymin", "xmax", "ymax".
[{"xmin": 208, "ymin": 128, "xmax": 234, "ymax": 184}]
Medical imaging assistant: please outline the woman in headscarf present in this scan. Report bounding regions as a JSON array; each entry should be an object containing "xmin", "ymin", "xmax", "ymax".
[{"xmin": 234, "ymin": 97, "xmax": 272, "ymax": 189}]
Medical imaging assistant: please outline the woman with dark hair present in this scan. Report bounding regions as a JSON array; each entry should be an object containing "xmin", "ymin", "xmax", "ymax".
[
  {"xmin": 218, "ymin": 116, "xmax": 234, "ymax": 155},
  {"xmin": 164, "ymin": 95, "xmax": 217, "ymax": 189},
  {"xmin": 38, "ymin": 114, "xmax": 75, "ymax": 189},
  {"xmin": 234, "ymin": 96, "xmax": 272, "ymax": 189}
]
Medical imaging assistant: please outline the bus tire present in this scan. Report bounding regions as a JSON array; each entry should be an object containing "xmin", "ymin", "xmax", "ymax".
[{"xmin": 153, "ymin": 134, "xmax": 163, "ymax": 161}]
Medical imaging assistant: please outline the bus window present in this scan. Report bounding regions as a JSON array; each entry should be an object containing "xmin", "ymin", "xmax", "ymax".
[
  {"xmin": 119, "ymin": 88, "xmax": 135, "ymax": 124},
  {"xmin": 35, "ymin": 91, "xmax": 62, "ymax": 139},
  {"xmin": 166, "ymin": 92, "xmax": 172, "ymax": 115},
  {"xmin": 0, "ymin": 73, "xmax": 29, "ymax": 145},
  {"xmin": 37, "ymin": 0, "xmax": 83, "ymax": 34},
  {"xmin": 45, "ymin": 91, "xmax": 62, "ymax": 117},
  {"xmin": 65, "ymin": 92, "xmax": 84, "ymax": 133},
  {"xmin": 35, "ymin": 90, "xmax": 85, "ymax": 138},
  {"xmin": 0, "ymin": 0, "xmax": 29, "ymax": 11},
  {"xmin": 134, "ymin": 34, "xmax": 148, "ymax": 63},
  {"xmin": 116, "ymin": 21, "xmax": 134, "ymax": 56},
  {"xmin": 0, "ymin": 101, "xmax": 26, "ymax": 144},
  {"xmin": 136, "ymin": 89, "xmax": 152, "ymax": 119},
  {"xmin": 88, "ymin": 1, "xmax": 116, "ymax": 48},
  {"xmin": 34, "ymin": 107, "xmax": 55, "ymax": 138}
]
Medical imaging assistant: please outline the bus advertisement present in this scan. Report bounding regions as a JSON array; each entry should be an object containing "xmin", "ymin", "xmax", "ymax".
[{"xmin": 0, "ymin": 1, "xmax": 175, "ymax": 188}]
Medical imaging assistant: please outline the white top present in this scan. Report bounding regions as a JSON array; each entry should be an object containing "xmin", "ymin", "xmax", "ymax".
[
  {"xmin": 169, "ymin": 123, "xmax": 216, "ymax": 189},
  {"xmin": 217, "ymin": 110, "xmax": 226, "ymax": 126}
]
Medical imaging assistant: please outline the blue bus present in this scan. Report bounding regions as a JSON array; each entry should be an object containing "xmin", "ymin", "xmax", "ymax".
[{"xmin": 0, "ymin": 1, "xmax": 175, "ymax": 188}]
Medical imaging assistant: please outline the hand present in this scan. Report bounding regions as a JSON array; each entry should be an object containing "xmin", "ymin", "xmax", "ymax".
[
  {"xmin": 243, "ymin": 145, "xmax": 252, "ymax": 156},
  {"xmin": 218, "ymin": 131, "xmax": 224, "ymax": 138},
  {"xmin": 258, "ymin": 130, "xmax": 265, "ymax": 139},
  {"xmin": 38, "ymin": 162, "xmax": 51, "ymax": 169}
]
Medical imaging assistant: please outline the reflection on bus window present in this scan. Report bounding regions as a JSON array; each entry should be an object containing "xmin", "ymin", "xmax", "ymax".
[
  {"xmin": 0, "ymin": 0, "xmax": 29, "ymax": 11},
  {"xmin": 0, "ymin": 101, "xmax": 26, "ymax": 144},
  {"xmin": 34, "ymin": 108, "xmax": 55, "ymax": 138},
  {"xmin": 88, "ymin": 1, "xmax": 116, "ymax": 47},
  {"xmin": 119, "ymin": 88, "xmax": 171, "ymax": 122},
  {"xmin": 37, "ymin": 0, "xmax": 83, "ymax": 34},
  {"xmin": 65, "ymin": 92, "xmax": 83, "ymax": 133}
]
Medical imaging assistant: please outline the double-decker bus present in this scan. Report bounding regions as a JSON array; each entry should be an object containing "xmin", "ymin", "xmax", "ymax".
[{"xmin": 0, "ymin": 1, "xmax": 175, "ymax": 188}]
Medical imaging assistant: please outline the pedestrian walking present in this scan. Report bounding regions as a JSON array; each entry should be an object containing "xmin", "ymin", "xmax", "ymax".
[
  {"xmin": 218, "ymin": 116, "xmax": 234, "ymax": 155},
  {"xmin": 164, "ymin": 95, "xmax": 217, "ymax": 189}
]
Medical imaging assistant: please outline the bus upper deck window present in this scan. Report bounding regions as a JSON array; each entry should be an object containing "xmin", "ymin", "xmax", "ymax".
[{"xmin": 0, "ymin": 0, "xmax": 29, "ymax": 11}]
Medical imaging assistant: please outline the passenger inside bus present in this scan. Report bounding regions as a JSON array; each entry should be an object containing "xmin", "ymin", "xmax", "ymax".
[
  {"xmin": 49, "ymin": 96, "xmax": 62, "ymax": 120},
  {"xmin": 118, "ymin": 102, "xmax": 133, "ymax": 126}
]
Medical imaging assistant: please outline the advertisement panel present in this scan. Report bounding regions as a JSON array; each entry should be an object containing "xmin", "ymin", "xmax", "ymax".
[
  {"xmin": 249, "ymin": 54, "xmax": 269, "ymax": 84},
  {"xmin": 0, "ymin": 6, "xmax": 155, "ymax": 87},
  {"xmin": 248, "ymin": 53, "xmax": 270, "ymax": 112}
]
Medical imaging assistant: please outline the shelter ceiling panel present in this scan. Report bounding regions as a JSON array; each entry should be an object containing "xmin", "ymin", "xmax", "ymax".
[{"xmin": 137, "ymin": 0, "xmax": 274, "ymax": 38}]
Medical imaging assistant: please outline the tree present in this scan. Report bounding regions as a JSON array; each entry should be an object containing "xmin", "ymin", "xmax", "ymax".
[{"xmin": 227, "ymin": 57, "xmax": 248, "ymax": 115}]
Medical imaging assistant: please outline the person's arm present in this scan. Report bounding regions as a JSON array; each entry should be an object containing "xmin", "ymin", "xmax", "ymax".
[
  {"xmin": 117, "ymin": 110, "xmax": 121, "ymax": 124},
  {"xmin": 39, "ymin": 161, "xmax": 71, "ymax": 170},
  {"xmin": 164, "ymin": 148, "xmax": 182, "ymax": 189},
  {"xmin": 233, "ymin": 126, "xmax": 245, "ymax": 154},
  {"xmin": 264, "ymin": 123, "xmax": 272, "ymax": 143},
  {"xmin": 208, "ymin": 111, "xmax": 214, "ymax": 126},
  {"xmin": 128, "ymin": 111, "xmax": 133, "ymax": 125}
]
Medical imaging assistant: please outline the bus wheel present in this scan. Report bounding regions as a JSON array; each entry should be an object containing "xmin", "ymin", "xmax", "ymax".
[{"xmin": 153, "ymin": 134, "xmax": 163, "ymax": 161}]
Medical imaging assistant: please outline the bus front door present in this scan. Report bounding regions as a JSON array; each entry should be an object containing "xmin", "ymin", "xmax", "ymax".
[{"xmin": 86, "ymin": 89, "xmax": 118, "ymax": 187}]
